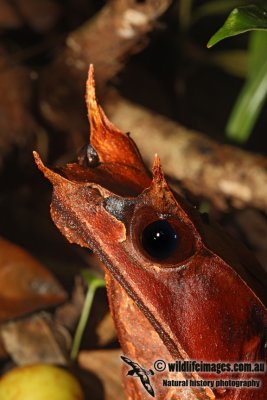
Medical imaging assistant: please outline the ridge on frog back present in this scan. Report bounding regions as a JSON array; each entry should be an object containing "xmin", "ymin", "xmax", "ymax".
[{"xmin": 34, "ymin": 65, "xmax": 267, "ymax": 400}]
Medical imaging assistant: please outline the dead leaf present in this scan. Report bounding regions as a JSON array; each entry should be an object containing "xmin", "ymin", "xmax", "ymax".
[
  {"xmin": 0, "ymin": 237, "xmax": 67, "ymax": 322},
  {"xmin": 1, "ymin": 312, "xmax": 71, "ymax": 366},
  {"xmin": 78, "ymin": 349, "xmax": 123, "ymax": 400},
  {"xmin": 55, "ymin": 276, "xmax": 85, "ymax": 332}
]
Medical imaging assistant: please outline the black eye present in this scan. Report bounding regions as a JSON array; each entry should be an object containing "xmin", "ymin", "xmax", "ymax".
[{"xmin": 141, "ymin": 220, "xmax": 178, "ymax": 260}]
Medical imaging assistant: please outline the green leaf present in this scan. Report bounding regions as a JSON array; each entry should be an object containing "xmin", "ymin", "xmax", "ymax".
[
  {"xmin": 70, "ymin": 270, "xmax": 105, "ymax": 360},
  {"xmin": 207, "ymin": 5, "xmax": 267, "ymax": 48}
]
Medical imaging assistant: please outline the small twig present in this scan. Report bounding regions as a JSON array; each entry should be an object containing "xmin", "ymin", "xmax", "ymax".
[{"xmin": 39, "ymin": 0, "xmax": 172, "ymax": 131}]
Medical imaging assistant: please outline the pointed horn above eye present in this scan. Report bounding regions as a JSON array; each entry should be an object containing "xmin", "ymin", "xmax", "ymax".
[
  {"xmin": 149, "ymin": 154, "xmax": 195, "ymax": 221},
  {"xmin": 33, "ymin": 151, "xmax": 69, "ymax": 186},
  {"xmin": 152, "ymin": 154, "xmax": 171, "ymax": 190},
  {"xmin": 85, "ymin": 65, "xmax": 146, "ymax": 172},
  {"xmin": 152, "ymin": 154, "xmax": 164, "ymax": 183},
  {"xmin": 148, "ymin": 154, "xmax": 178, "ymax": 210}
]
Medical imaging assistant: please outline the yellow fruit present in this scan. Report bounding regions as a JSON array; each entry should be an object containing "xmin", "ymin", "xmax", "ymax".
[{"xmin": 0, "ymin": 364, "xmax": 85, "ymax": 400}]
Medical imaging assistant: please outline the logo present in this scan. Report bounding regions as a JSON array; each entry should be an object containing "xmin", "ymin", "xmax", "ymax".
[{"xmin": 121, "ymin": 356, "xmax": 155, "ymax": 397}]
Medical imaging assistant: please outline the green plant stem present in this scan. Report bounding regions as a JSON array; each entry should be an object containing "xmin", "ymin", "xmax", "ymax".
[
  {"xmin": 70, "ymin": 278, "xmax": 105, "ymax": 361},
  {"xmin": 226, "ymin": 57, "xmax": 267, "ymax": 142}
]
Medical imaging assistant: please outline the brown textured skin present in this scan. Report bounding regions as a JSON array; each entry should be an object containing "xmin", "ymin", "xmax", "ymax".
[{"xmin": 34, "ymin": 66, "xmax": 267, "ymax": 399}]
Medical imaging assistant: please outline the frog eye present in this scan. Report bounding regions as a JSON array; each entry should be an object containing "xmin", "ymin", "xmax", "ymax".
[
  {"xmin": 142, "ymin": 220, "xmax": 178, "ymax": 260},
  {"xmin": 131, "ymin": 208, "xmax": 197, "ymax": 266}
]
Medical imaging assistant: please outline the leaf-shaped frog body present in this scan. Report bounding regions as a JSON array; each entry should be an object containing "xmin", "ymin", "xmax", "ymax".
[{"xmin": 34, "ymin": 66, "xmax": 267, "ymax": 400}]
